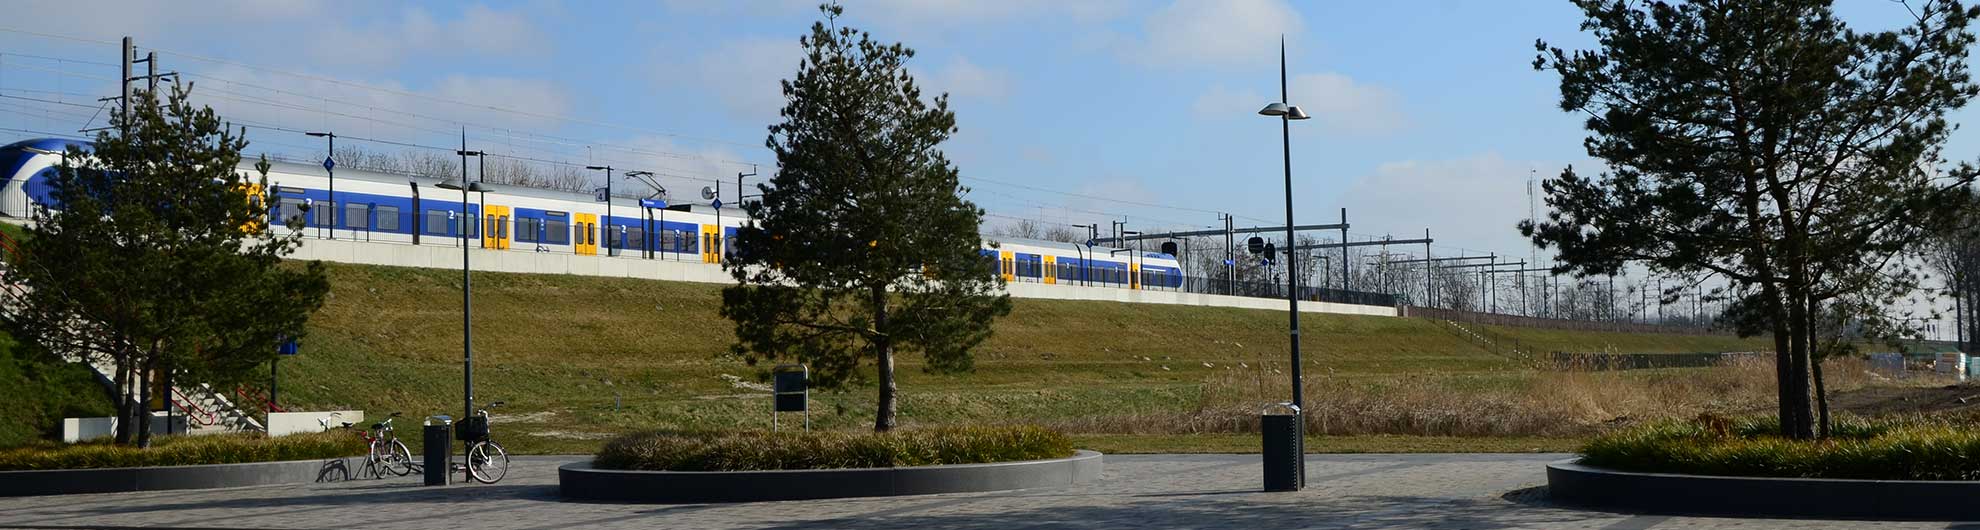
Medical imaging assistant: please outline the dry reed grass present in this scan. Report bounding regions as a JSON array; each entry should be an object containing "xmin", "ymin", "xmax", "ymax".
[{"xmin": 1045, "ymin": 356, "xmax": 1923, "ymax": 438}]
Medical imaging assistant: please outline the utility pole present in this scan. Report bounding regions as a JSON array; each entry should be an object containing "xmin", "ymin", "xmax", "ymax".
[
  {"xmin": 1422, "ymin": 229, "xmax": 1433, "ymax": 308},
  {"xmin": 1338, "ymin": 208, "xmax": 1349, "ymax": 291},
  {"xmin": 120, "ymin": 37, "xmax": 131, "ymax": 137}
]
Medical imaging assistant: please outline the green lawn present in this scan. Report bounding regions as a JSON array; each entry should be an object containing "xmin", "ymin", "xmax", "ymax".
[
  {"xmin": 246, "ymin": 263, "xmax": 1772, "ymax": 454},
  {"xmin": 0, "ymin": 260, "xmax": 1790, "ymax": 453}
]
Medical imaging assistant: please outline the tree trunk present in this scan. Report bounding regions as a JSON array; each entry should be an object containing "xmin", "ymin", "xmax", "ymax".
[
  {"xmin": 871, "ymin": 285, "xmax": 896, "ymax": 432},
  {"xmin": 136, "ymin": 352, "xmax": 155, "ymax": 448},
  {"xmin": 1785, "ymin": 284, "xmax": 1814, "ymax": 440},
  {"xmin": 112, "ymin": 356, "xmax": 133, "ymax": 445},
  {"xmin": 1762, "ymin": 281, "xmax": 1795, "ymax": 438},
  {"xmin": 1808, "ymin": 297, "xmax": 1830, "ymax": 439},
  {"xmin": 1813, "ymin": 355, "xmax": 1831, "ymax": 439}
]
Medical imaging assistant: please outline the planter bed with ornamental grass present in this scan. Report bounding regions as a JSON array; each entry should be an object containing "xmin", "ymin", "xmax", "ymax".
[
  {"xmin": 0, "ymin": 432, "xmax": 370, "ymax": 496},
  {"xmin": 1548, "ymin": 416, "xmax": 1980, "ymax": 519},
  {"xmin": 562, "ymin": 426, "xmax": 1100, "ymax": 503},
  {"xmin": 0, "ymin": 431, "xmax": 365, "ymax": 471}
]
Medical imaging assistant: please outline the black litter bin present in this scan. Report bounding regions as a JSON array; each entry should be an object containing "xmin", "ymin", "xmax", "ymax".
[
  {"xmin": 1261, "ymin": 402, "xmax": 1304, "ymax": 492},
  {"xmin": 424, "ymin": 415, "xmax": 453, "ymax": 486}
]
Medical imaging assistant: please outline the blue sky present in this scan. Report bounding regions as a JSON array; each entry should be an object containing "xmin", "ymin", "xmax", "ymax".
[{"xmin": 0, "ymin": 0, "xmax": 1971, "ymax": 261}]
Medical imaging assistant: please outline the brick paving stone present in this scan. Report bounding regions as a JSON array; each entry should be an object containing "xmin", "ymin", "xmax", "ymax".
[{"xmin": 0, "ymin": 453, "xmax": 1967, "ymax": 529}]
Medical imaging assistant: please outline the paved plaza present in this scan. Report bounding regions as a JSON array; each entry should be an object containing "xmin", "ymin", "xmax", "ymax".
[{"xmin": 0, "ymin": 453, "xmax": 1973, "ymax": 529}]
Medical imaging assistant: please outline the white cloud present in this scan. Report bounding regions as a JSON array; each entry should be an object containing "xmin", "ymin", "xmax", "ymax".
[
  {"xmin": 1127, "ymin": 0, "xmax": 1304, "ymax": 68},
  {"xmin": 671, "ymin": 38, "xmax": 803, "ymax": 122},
  {"xmin": 178, "ymin": 64, "xmax": 573, "ymax": 146},
  {"xmin": 1193, "ymin": 72, "xmax": 1404, "ymax": 134},
  {"xmin": 1289, "ymin": 73, "xmax": 1405, "ymax": 134},
  {"xmin": 660, "ymin": 0, "xmax": 1128, "ymax": 25},
  {"xmin": 928, "ymin": 58, "xmax": 1012, "ymax": 102},
  {"xmin": 430, "ymin": 76, "xmax": 571, "ymax": 117},
  {"xmin": 308, "ymin": 5, "xmax": 550, "ymax": 67},
  {"xmin": 1336, "ymin": 153, "xmax": 1554, "ymax": 258}
]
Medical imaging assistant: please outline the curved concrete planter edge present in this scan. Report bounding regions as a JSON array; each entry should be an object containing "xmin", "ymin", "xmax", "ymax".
[
  {"xmin": 561, "ymin": 449, "xmax": 1103, "ymax": 503},
  {"xmin": 1548, "ymin": 458, "xmax": 1980, "ymax": 519},
  {"xmin": 0, "ymin": 456, "xmax": 369, "ymax": 497}
]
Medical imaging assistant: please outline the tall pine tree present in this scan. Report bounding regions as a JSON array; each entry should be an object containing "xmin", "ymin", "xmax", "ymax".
[
  {"xmin": 1528, "ymin": 0, "xmax": 1980, "ymax": 438},
  {"xmin": 721, "ymin": 4, "xmax": 1010, "ymax": 432},
  {"xmin": 7, "ymin": 83, "xmax": 329, "ymax": 446}
]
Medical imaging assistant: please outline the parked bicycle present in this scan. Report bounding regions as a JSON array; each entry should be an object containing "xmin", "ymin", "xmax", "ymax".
[
  {"xmin": 322, "ymin": 412, "xmax": 415, "ymax": 479},
  {"xmin": 452, "ymin": 401, "xmax": 510, "ymax": 483}
]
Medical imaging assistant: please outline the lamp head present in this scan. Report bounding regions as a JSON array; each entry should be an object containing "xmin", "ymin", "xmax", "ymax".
[
  {"xmin": 437, "ymin": 179, "xmax": 487, "ymax": 192},
  {"xmin": 586, "ymin": 165, "xmax": 610, "ymax": 171},
  {"xmin": 1258, "ymin": 102, "xmax": 1291, "ymax": 116},
  {"xmin": 1286, "ymin": 105, "xmax": 1311, "ymax": 120}
]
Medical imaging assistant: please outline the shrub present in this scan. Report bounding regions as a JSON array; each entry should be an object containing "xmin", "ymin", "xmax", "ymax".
[
  {"xmin": 1580, "ymin": 415, "xmax": 1980, "ymax": 480},
  {"xmin": 0, "ymin": 431, "xmax": 366, "ymax": 471},
  {"xmin": 594, "ymin": 425, "xmax": 1075, "ymax": 471}
]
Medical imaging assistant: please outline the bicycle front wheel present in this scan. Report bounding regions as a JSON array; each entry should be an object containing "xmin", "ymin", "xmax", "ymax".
[
  {"xmin": 467, "ymin": 441, "xmax": 509, "ymax": 484},
  {"xmin": 386, "ymin": 439, "xmax": 416, "ymax": 476}
]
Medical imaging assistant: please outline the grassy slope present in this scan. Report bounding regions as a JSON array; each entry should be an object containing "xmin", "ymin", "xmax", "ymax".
[
  {"xmin": 1487, "ymin": 326, "xmax": 1772, "ymax": 355},
  {"xmin": 0, "ymin": 333, "xmax": 114, "ymax": 446},
  {"xmin": 268, "ymin": 263, "xmax": 1771, "ymax": 454}
]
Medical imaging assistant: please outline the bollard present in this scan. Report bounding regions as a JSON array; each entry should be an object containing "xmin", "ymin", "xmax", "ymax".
[
  {"xmin": 1261, "ymin": 402, "xmax": 1304, "ymax": 492},
  {"xmin": 423, "ymin": 415, "xmax": 453, "ymax": 486}
]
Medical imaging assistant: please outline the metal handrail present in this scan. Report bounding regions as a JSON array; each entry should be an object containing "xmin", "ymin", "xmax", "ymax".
[
  {"xmin": 169, "ymin": 386, "xmax": 219, "ymax": 427},
  {"xmin": 236, "ymin": 385, "xmax": 284, "ymax": 413}
]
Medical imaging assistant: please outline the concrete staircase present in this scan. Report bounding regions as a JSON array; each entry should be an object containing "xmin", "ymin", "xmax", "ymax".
[{"xmin": 0, "ymin": 249, "xmax": 264, "ymax": 435}]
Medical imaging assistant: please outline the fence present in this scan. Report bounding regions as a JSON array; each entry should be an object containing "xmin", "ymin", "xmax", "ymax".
[
  {"xmin": 1178, "ymin": 276, "xmax": 1398, "ymax": 307},
  {"xmin": 1402, "ymin": 305, "xmax": 1722, "ymax": 336}
]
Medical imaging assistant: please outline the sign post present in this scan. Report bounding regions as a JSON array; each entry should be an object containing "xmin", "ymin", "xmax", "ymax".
[
  {"xmin": 273, "ymin": 338, "xmax": 299, "ymax": 409},
  {"xmin": 772, "ymin": 364, "xmax": 808, "ymax": 431}
]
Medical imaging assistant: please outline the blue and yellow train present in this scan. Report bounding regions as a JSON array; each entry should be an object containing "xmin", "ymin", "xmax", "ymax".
[{"xmin": 0, "ymin": 138, "xmax": 1184, "ymax": 288}]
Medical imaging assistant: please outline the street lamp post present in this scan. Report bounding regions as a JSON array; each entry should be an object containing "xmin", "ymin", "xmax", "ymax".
[
  {"xmin": 305, "ymin": 131, "xmax": 335, "ymax": 240},
  {"xmin": 444, "ymin": 150, "xmax": 488, "ymax": 423},
  {"xmin": 1257, "ymin": 35, "xmax": 1311, "ymax": 490}
]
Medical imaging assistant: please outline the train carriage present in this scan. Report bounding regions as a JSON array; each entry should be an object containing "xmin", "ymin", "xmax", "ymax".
[{"xmin": 0, "ymin": 137, "xmax": 1187, "ymax": 294}]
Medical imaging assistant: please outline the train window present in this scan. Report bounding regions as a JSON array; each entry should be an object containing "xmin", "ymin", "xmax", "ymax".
[
  {"xmin": 343, "ymin": 202, "xmax": 368, "ymax": 229},
  {"xmin": 424, "ymin": 210, "xmax": 449, "ymax": 235},
  {"xmin": 314, "ymin": 201, "xmax": 334, "ymax": 226},
  {"xmin": 587, "ymin": 223, "xmax": 596, "ymax": 246},
  {"xmin": 498, "ymin": 216, "xmax": 508, "ymax": 239},
  {"xmin": 546, "ymin": 218, "xmax": 569, "ymax": 245},
  {"xmin": 628, "ymin": 227, "xmax": 644, "ymax": 249},
  {"xmin": 271, "ymin": 198, "xmax": 306, "ymax": 226},
  {"xmin": 516, "ymin": 218, "xmax": 539, "ymax": 243},
  {"xmin": 376, "ymin": 205, "xmax": 400, "ymax": 231}
]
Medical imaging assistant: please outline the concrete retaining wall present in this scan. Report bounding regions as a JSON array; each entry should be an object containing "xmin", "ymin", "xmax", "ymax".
[
  {"xmin": 266, "ymin": 411, "xmax": 364, "ymax": 437},
  {"xmin": 0, "ymin": 457, "xmax": 367, "ymax": 497},
  {"xmin": 61, "ymin": 416, "xmax": 186, "ymax": 443},
  {"xmin": 289, "ymin": 238, "xmax": 1397, "ymax": 318},
  {"xmin": 1548, "ymin": 459, "xmax": 1980, "ymax": 519},
  {"xmin": 1005, "ymin": 283, "xmax": 1395, "ymax": 317},
  {"xmin": 561, "ymin": 450, "xmax": 1103, "ymax": 503}
]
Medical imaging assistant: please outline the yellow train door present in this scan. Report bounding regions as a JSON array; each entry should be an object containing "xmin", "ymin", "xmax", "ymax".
[
  {"xmin": 1130, "ymin": 262, "xmax": 1141, "ymax": 290},
  {"xmin": 999, "ymin": 250, "xmax": 1014, "ymax": 282},
  {"xmin": 1043, "ymin": 255, "xmax": 1056, "ymax": 285},
  {"xmin": 574, "ymin": 213, "xmax": 598, "ymax": 256},
  {"xmin": 482, "ymin": 205, "xmax": 512, "ymax": 250},
  {"xmin": 700, "ymin": 224, "xmax": 722, "ymax": 263}
]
